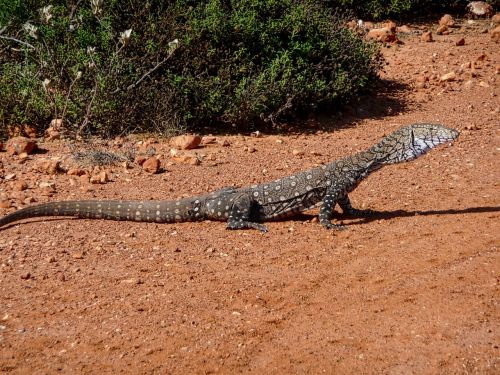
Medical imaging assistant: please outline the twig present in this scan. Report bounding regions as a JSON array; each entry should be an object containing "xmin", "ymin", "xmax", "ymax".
[
  {"xmin": 0, "ymin": 35, "xmax": 35, "ymax": 49},
  {"xmin": 127, "ymin": 55, "xmax": 171, "ymax": 91}
]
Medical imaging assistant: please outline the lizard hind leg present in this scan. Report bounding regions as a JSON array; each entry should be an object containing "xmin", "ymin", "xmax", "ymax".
[
  {"xmin": 338, "ymin": 196, "xmax": 375, "ymax": 217},
  {"xmin": 226, "ymin": 194, "xmax": 268, "ymax": 232}
]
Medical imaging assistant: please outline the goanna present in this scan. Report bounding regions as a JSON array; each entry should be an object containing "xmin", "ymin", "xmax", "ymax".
[{"xmin": 0, "ymin": 123, "xmax": 459, "ymax": 232}]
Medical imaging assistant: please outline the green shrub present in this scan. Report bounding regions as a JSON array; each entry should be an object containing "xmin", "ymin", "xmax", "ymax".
[{"xmin": 0, "ymin": 0, "xmax": 380, "ymax": 136}]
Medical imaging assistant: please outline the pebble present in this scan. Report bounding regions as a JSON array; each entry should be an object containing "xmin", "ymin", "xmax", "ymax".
[
  {"xmin": 13, "ymin": 181, "xmax": 28, "ymax": 191},
  {"xmin": 20, "ymin": 272, "xmax": 31, "ymax": 280},
  {"xmin": 142, "ymin": 157, "xmax": 161, "ymax": 173},
  {"xmin": 0, "ymin": 200, "xmax": 11, "ymax": 209},
  {"xmin": 5, "ymin": 137, "xmax": 37, "ymax": 156},
  {"xmin": 170, "ymin": 134, "xmax": 202, "ymax": 150},
  {"xmin": 440, "ymin": 72, "xmax": 456, "ymax": 81},
  {"xmin": 436, "ymin": 25, "xmax": 449, "ymax": 35},
  {"xmin": 455, "ymin": 37, "xmax": 465, "ymax": 46},
  {"xmin": 439, "ymin": 14, "xmax": 455, "ymax": 27},
  {"xmin": 491, "ymin": 26, "xmax": 500, "ymax": 43},
  {"xmin": 72, "ymin": 252, "xmax": 84, "ymax": 259},
  {"xmin": 366, "ymin": 27, "xmax": 397, "ymax": 43},
  {"xmin": 67, "ymin": 167, "xmax": 86, "ymax": 176},
  {"xmin": 421, "ymin": 31, "xmax": 433, "ymax": 42}
]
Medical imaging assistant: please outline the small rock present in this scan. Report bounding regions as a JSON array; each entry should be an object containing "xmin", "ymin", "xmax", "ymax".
[
  {"xmin": 38, "ymin": 181, "xmax": 55, "ymax": 189},
  {"xmin": 134, "ymin": 156, "xmax": 146, "ymax": 166},
  {"xmin": 218, "ymin": 139, "xmax": 231, "ymax": 147},
  {"xmin": 492, "ymin": 14, "xmax": 500, "ymax": 24},
  {"xmin": 478, "ymin": 81, "xmax": 490, "ymax": 88},
  {"xmin": 170, "ymin": 134, "xmax": 202, "ymax": 150},
  {"xmin": 6, "ymin": 137, "xmax": 37, "ymax": 156},
  {"xmin": 13, "ymin": 181, "xmax": 28, "ymax": 191},
  {"xmin": 436, "ymin": 25, "xmax": 449, "ymax": 35},
  {"xmin": 20, "ymin": 272, "xmax": 31, "ymax": 280},
  {"xmin": 440, "ymin": 72, "xmax": 456, "ymax": 81},
  {"xmin": 142, "ymin": 157, "xmax": 160, "ymax": 174},
  {"xmin": 397, "ymin": 25, "xmax": 412, "ymax": 33},
  {"xmin": 467, "ymin": 1, "xmax": 493, "ymax": 17},
  {"xmin": 5, "ymin": 173, "xmax": 16, "ymax": 181},
  {"xmin": 439, "ymin": 14, "xmax": 455, "ymax": 27},
  {"xmin": 292, "ymin": 149, "xmax": 304, "ymax": 156},
  {"xmin": 201, "ymin": 136, "xmax": 217, "ymax": 144},
  {"xmin": 23, "ymin": 125, "xmax": 37, "ymax": 138},
  {"xmin": 72, "ymin": 252, "xmax": 84, "ymax": 259},
  {"xmin": 491, "ymin": 25, "xmax": 500, "ymax": 43},
  {"xmin": 455, "ymin": 37, "xmax": 465, "ymax": 46},
  {"xmin": 89, "ymin": 174, "xmax": 102, "ymax": 184},
  {"xmin": 24, "ymin": 197, "xmax": 36, "ymax": 204},
  {"xmin": 47, "ymin": 256, "xmax": 56, "ymax": 263},
  {"xmin": 0, "ymin": 200, "xmax": 11, "ymax": 209},
  {"xmin": 421, "ymin": 31, "xmax": 433, "ymax": 42},
  {"xmin": 45, "ymin": 119, "xmax": 63, "ymax": 140},
  {"xmin": 99, "ymin": 170, "xmax": 109, "ymax": 183},
  {"xmin": 67, "ymin": 167, "xmax": 86, "ymax": 176},
  {"xmin": 33, "ymin": 158, "xmax": 61, "ymax": 175},
  {"xmin": 169, "ymin": 149, "xmax": 201, "ymax": 165},
  {"xmin": 495, "ymin": 65, "xmax": 500, "ymax": 74},
  {"xmin": 366, "ymin": 27, "xmax": 397, "ymax": 43},
  {"xmin": 121, "ymin": 278, "xmax": 143, "ymax": 285}
]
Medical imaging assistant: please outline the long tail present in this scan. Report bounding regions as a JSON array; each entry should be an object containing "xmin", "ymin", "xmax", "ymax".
[{"xmin": 0, "ymin": 199, "xmax": 196, "ymax": 228}]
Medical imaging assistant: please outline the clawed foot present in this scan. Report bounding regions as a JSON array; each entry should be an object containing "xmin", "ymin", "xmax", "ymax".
[{"xmin": 227, "ymin": 220, "xmax": 268, "ymax": 232}]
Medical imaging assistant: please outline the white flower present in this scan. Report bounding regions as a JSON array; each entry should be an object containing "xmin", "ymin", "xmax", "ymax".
[
  {"xmin": 168, "ymin": 38, "xmax": 179, "ymax": 53},
  {"xmin": 91, "ymin": 0, "xmax": 103, "ymax": 16},
  {"xmin": 119, "ymin": 29, "xmax": 132, "ymax": 45},
  {"xmin": 87, "ymin": 46, "xmax": 96, "ymax": 55},
  {"xmin": 39, "ymin": 5, "xmax": 53, "ymax": 23},
  {"xmin": 42, "ymin": 79, "xmax": 51, "ymax": 91},
  {"xmin": 23, "ymin": 22, "xmax": 38, "ymax": 39},
  {"xmin": 75, "ymin": 71, "xmax": 82, "ymax": 80}
]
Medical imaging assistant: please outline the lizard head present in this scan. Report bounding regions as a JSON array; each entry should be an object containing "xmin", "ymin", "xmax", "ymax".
[{"xmin": 373, "ymin": 123, "xmax": 459, "ymax": 165}]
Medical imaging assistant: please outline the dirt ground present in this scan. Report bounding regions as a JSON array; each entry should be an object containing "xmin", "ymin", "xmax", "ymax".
[{"xmin": 0, "ymin": 17, "xmax": 499, "ymax": 374}]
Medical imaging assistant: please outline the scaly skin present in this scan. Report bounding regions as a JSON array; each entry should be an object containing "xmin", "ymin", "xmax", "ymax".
[{"xmin": 0, "ymin": 123, "xmax": 459, "ymax": 232}]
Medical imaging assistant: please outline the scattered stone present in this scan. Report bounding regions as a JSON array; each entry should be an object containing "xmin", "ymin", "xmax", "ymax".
[
  {"xmin": 0, "ymin": 200, "xmax": 11, "ymax": 209},
  {"xmin": 39, "ymin": 181, "xmax": 56, "ymax": 189},
  {"xmin": 397, "ymin": 25, "xmax": 412, "ymax": 33},
  {"xmin": 47, "ymin": 256, "xmax": 56, "ymax": 263},
  {"xmin": 142, "ymin": 157, "xmax": 160, "ymax": 174},
  {"xmin": 496, "ymin": 65, "xmax": 500, "ymax": 74},
  {"xmin": 201, "ymin": 136, "xmax": 217, "ymax": 145},
  {"xmin": 440, "ymin": 72, "xmax": 456, "ymax": 81},
  {"xmin": 20, "ymin": 272, "xmax": 31, "ymax": 280},
  {"xmin": 366, "ymin": 27, "xmax": 397, "ymax": 43},
  {"xmin": 13, "ymin": 181, "xmax": 28, "ymax": 191},
  {"xmin": 23, "ymin": 125, "xmax": 37, "ymax": 138},
  {"xmin": 5, "ymin": 173, "xmax": 16, "ymax": 181},
  {"xmin": 170, "ymin": 134, "xmax": 202, "ymax": 150},
  {"xmin": 492, "ymin": 14, "xmax": 500, "ymax": 24},
  {"xmin": 72, "ymin": 252, "xmax": 84, "ymax": 259},
  {"xmin": 415, "ymin": 75, "xmax": 429, "ymax": 89},
  {"xmin": 478, "ymin": 81, "xmax": 490, "ymax": 87},
  {"xmin": 455, "ymin": 37, "xmax": 465, "ymax": 46},
  {"xmin": 5, "ymin": 137, "xmax": 37, "ymax": 155},
  {"xmin": 90, "ymin": 171, "xmax": 108, "ymax": 184},
  {"xmin": 467, "ymin": 1, "xmax": 493, "ymax": 17},
  {"xmin": 134, "ymin": 156, "xmax": 147, "ymax": 166},
  {"xmin": 45, "ymin": 119, "xmax": 63, "ymax": 140},
  {"xmin": 67, "ymin": 167, "xmax": 86, "ymax": 176},
  {"xmin": 24, "ymin": 197, "xmax": 36, "ymax": 204},
  {"xmin": 121, "ymin": 278, "xmax": 143, "ymax": 285},
  {"xmin": 421, "ymin": 31, "xmax": 433, "ymax": 42},
  {"xmin": 491, "ymin": 26, "xmax": 500, "ymax": 43},
  {"xmin": 18, "ymin": 152, "xmax": 29, "ymax": 162},
  {"xmin": 436, "ymin": 25, "xmax": 449, "ymax": 35},
  {"xmin": 33, "ymin": 158, "xmax": 61, "ymax": 175},
  {"xmin": 292, "ymin": 149, "xmax": 304, "ymax": 156},
  {"xmin": 169, "ymin": 149, "xmax": 201, "ymax": 165},
  {"xmin": 439, "ymin": 14, "xmax": 455, "ymax": 27}
]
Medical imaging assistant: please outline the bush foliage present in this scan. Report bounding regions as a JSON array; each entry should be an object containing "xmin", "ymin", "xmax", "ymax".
[{"xmin": 0, "ymin": 0, "xmax": 381, "ymax": 136}]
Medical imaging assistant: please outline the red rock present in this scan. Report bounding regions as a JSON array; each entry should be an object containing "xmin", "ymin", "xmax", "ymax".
[
  {"xmin": 440, "ymin": 72, "xmax": 456, "ymax": 82},
  {"xmin": 67, "ymin": 168, "xmax": 86, "ymax": 176},
  {"xmin": 13, "ymin": 181, "xmax": 28, "ymax": 191},
  {"xmin": 439, "ymin": 14, "xmax": 455, "ymax": 27},
  {"xmin": 455, "ymin": 37, "xmax": 465, "ymax": 46},
  {"xmin": 45, "ymin": 119, "xmax": 63, "ymax": 140},
  {"xmin": 0, "ymin": 200, "xmax": 11, "ymax": 209},
  {"xmin": 33, "ymin": 158, "xmax": 61, "ymax": 174},
  {"xmin": 491, "ymin": 26, "xmax": 500, "ymax": 43},
  {"xmin": 436, "ymin": 25, "xmax": 448, "ymax": 35},
  {"xmin": 6, "ymin": 137, "xmax": 37, "ymax": 155},
  {"xmin": 397, "ymin": 25, "xmax": 412, "ymax": 33},
  {"xmin": 421, "ymin": 31, "xmax": 433, "ymax": 42},
  {"xmin": 169, "ymin": 149, "xmax": 201, "ymax": 165},
  {"xmin": 134, "ymin": 156, "xmax": 147, "ymax": 166},
  {"xmin": 142, "ymin": 157, "xmax": 160, "ymax": 174},
  {"xmin": 492, "ymin": 14, "xmax": 500, "ymax": 24},
  {"xmin": 366, "ymin": 27, "xmax": 397, "ymax": 43},
  {"xmin": 170, "ymin": 134, "xmax": 202, "ymax": 150}
]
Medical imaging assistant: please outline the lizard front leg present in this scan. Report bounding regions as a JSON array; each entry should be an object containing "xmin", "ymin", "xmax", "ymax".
[
  {"xmin": 338, "ymin": 195, "xmax": 375, "ymax": 217},
  {"xmin": 319, "ymin": 192, "xmax": 347, "ymax": 230},
  {"xmin": 226, "ymin": 194, "xmax": 268, "ymax": 232}
]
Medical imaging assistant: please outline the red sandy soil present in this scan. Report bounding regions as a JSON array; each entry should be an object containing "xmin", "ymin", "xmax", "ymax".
[{"xmin": 0, "ymin": 17, "xmax": 499, "ymax": 374}]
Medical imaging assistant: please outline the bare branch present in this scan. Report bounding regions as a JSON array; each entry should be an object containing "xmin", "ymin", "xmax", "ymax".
[{"xmin": 0, "ymin": 35, "xmax": 35, "ymax": 49}]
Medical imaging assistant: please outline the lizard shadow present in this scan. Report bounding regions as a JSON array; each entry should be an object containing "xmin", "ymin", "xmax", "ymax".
[{"xmin": 287, "ymin": 206, "xmax": 500, "ymax": 225}]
